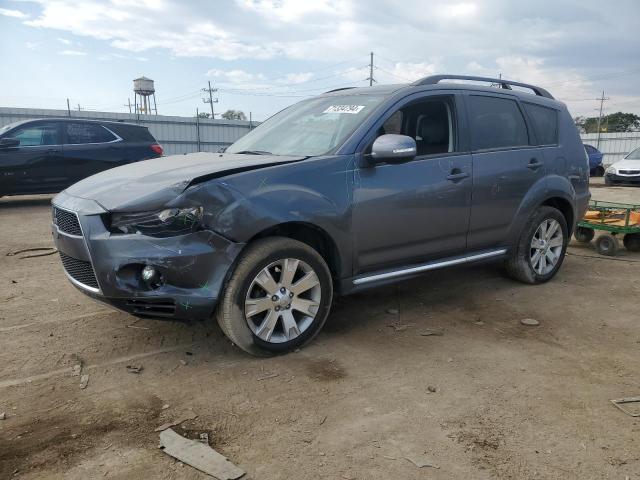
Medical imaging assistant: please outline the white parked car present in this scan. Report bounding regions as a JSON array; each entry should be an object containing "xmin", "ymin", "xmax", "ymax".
[{"xmin": 605, "ymin": 146, "xmax": 640, "ymax": 186}]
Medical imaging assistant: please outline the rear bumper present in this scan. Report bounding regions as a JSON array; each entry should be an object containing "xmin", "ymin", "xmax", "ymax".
[
  {"xmin": 605, "ymin": 173, "xmax": 640, "ymax": 185},
  {"xmin": 52, "ymin": 191, "xmax": 244, "ymax": 321}
]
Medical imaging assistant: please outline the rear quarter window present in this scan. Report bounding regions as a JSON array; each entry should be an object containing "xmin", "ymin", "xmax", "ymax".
[
  {"xmin": 65, "ymin": 123, "xmax": 117, "ymax": 144},
  {"xmin": 467, "ymin": 95, "xmax": 529, "ymax": 151},
  {"xmin": 523, "ymin": 103, "xmax": 558, "ymax": 146},
  {"xmin": 109, "ymin": 124, "xmax": 156, "ymax": 142}
]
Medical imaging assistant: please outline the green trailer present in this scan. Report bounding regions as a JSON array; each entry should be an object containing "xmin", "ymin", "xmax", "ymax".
[{"xmin": 574, "ymin": 200, "xmax": 640, "ymax": 255}]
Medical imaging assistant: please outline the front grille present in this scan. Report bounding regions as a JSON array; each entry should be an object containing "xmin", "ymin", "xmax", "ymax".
[
  {"xmin": 53, "ymin": 207, "xmax": 82, "ymax": 236},
  {"xmin": 619, "ymin": 170, "xmax": 640, "ymax": 175},
  {"xmin": 59, "ymin": 252, "xmax": 99, "ymax": 290},
  {"xmin": 125, "ymin": 299, "xmax": 176, "ymax": 317}
]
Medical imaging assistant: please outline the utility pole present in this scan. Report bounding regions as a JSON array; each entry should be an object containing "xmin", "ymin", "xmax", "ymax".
[
  {"xmin": 124, "ymin": 98, "xmax": 132, "ymax": 114},
  {"xmin": 66, "ymin": 98, "xmax": 71, "ymax": 117},
  {"xmin": 595, "ymin": 91, "xmax": 609, "ymax": 149},
  {"xmin": 367, "ymin": 51, "xmax": 376, "ymax": 86},
  {"xmin": 202, "ymin": 81, "xmax": 218, "ymax": 118},
  {"xmin": 77, "ymin": 103, "xmax": 83, "ymax": 112}
]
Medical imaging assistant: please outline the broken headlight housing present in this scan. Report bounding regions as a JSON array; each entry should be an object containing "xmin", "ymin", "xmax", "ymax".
[{"xmin": 109, "ymin": 206, "xmax": 204, "ymax": 237}]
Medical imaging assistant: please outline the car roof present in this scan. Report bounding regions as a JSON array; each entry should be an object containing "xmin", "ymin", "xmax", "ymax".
[
  {"xmin": 2, "ymin": 118, "xmax": 145, "ymax": 130},
  {"xmin": 320, "ymin": 76, "xmax": 563, "ymax": 108}
]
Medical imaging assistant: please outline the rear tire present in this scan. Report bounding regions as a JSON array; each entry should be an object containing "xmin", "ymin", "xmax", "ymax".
[
  {"xmin": 216, "ymin": 237, "xmax": 333, "ymax": 356},
  {"xmin": 505, "ymin": 206, "xmax": 568, "ymax": 284},
  {"xmin": 623, "ymin": 233, "xmax": 640, "ymax": 252},
  {"xmin": 574, "ymin": 226, "xmax": 595, "ymax": 243},
  {"xmin": 594, "ymin": 234, "xmax": 619, "ymax": 256},
  {"xmin": 593, "ymin": 166, "xmax": 605, "ymax": 177}
]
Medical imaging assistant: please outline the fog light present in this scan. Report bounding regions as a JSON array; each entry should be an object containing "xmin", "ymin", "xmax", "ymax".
[{"xmin": 141, "ymin": 265, "xmax": 159, "ymax": 283}]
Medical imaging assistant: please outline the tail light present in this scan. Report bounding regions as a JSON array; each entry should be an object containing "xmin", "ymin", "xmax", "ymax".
[{"xmin": 150, "ymin": 144, "xmax": 163, "ymax": 156}]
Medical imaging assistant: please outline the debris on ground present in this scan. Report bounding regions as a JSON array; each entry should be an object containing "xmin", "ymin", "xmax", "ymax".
[
  {"xmin": 520, "ymin": 318, "xmax": 540, "ymax": 326},
  {"xmin": 126, "ymin": 364, "xmax": 143, "ymax": 374},
  {"xmin": 199, "ymin": 432, "xmax": 209, "ymax": 445},
  {"xmin": 386, "ymin": 308, "xmax": 399, "ymax": 315},
  {"xmin": 419, "ymin": 329, "xmax": 444, "ymax": 336},
  {"xmin": 159, "ymin": 428, "xmax": 244, "ymax": 479},
  {"xmin": 610, "ymin": 397, "xmax": 640, "ymax": 417},
  {"xmin": 404, "ymin": 454, "xmax": 440, "ymax": 469},
  {"xmin": 256, "ymin": 372, "xmax": 279, "ymax": 381},
  {"xmin": 79, "ymin": 374, "xmax": 89, "ymax": 389},
  {"xmin": 126, "ymin": 325, "xmax": 150, "ymax": 330},
  {"xmin": 387, "ymin": 323, "xmax": 413, "ymax": 332},
  {"xmin": 6, "ymin": 247, "xmax": 58, "ymax": 259},
  {"xmin": 162, "ymin": 404, "xmax": 170, "ymax": 410},
  {"xmin": 179, "ymin": 359, "xmax": 188, "ymax": 366},
  {"xmin": 0, "ymin": 412, "xmax": 6, "ymax": 420},
  {"xmin": 155, "ymin": 412, "xmax": 198, "ymax": 432},
  {"xmin": 427, "ymin": 386, "xmax": 437, "ymax": 393}
]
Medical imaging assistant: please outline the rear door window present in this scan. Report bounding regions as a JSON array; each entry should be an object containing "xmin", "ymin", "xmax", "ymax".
[
  {"xmin": 467, "ymin": 95, "xmax": 529, "ymax": 151},
  {"xmin": 11, "ymin": 123, "xmax": 59, "ymax": 146},
  {"xmin": 65, "ymin": 123, "xmax": 117, "ymax": 144},
  {"xmin": 523, "ymin": 103, "xmax": 558, "ymax": 146}
]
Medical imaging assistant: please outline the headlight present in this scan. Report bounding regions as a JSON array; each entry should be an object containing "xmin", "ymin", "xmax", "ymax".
[
  {"xmin": 605, "ymin": 166, "xmax": 616, "ymax": 175},
  {"xmin": 109, "ymin": 206, "xmax": 203, "ymax": 237}
]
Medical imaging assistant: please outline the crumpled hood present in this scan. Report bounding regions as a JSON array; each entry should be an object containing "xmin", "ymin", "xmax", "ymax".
[
  {"xmin": 64, "ymin": 151, "xmax": 304, "ymax": 211},
  {"xmin": 611, "ymin": 158, "xmax": 640, "ymax": 171}
]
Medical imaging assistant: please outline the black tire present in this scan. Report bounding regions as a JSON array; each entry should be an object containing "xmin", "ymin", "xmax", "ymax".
[
  {"xmin": 594, "ymin": 234, "xmax": 619, "ymax": 256},
  {"xmin": 574, "ymin": 226, "xmax": 595, "ymax": 243},
  {"xmin": 216, "ymin": 237, "xmax": 333, "ymax": 356},
  {"xmin": 593, "ymin": 166, "xmax": 605, "ymax": 177},
  {"xmin": 623, "ymin": 233, "xmax": 640, "ymax": 252},
  {"xmin": 505, "ymin": 206, "xmax": 568, "ymax": 284}
]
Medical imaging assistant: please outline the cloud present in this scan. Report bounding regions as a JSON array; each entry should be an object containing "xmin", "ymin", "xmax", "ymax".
[
  {"xmin": 58, "ymin": 37, "xmax": 72, "ymax": 45},
  {"xmin": 59, "ymin": 49, "xmax": 87, "ymax": 56},
  {"xmin": 0, "ymin": 7, "xmax": 29, "ymax": 18}
]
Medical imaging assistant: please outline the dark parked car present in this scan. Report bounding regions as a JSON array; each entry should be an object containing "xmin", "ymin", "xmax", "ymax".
[
  {"xmin": 51, "ymin": 75, "xmax": 590, "ymax": 356},
  {"xmin": 584, "ymin": 143, "xmax": 604, "ymax": 176},
  {"xmin": 0, "ymin": 118, "xmax": 163, "ymax": 196}
]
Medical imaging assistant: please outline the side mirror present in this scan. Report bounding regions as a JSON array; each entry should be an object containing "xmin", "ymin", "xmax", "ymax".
[
  {"xmin": 0, "ymin": 137, "xmax": 20, "ymax": 149},
  {"xmin": 368, "ymin": 134, "xmax": 416, "ymax": 165}
]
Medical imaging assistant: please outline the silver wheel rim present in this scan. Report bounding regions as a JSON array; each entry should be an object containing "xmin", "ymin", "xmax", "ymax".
[
  {"xmin": 530, "ymin": 218, "xmax": 563, "ymax": 275},
  {"xmin": 244, "ymin": 258, "xmax": 321, "ymax": 344}
]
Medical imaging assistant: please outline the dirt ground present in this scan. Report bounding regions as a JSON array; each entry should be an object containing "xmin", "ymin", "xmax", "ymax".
[{"xmin": 1, "ymin": 177, "xmax": 639, "ymax": 480}]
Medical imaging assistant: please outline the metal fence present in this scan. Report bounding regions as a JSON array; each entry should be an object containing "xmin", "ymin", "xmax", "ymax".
[
  {"xmin": 0, "ymin": 107, "xmax": 256, "ymax": 155},
  {"xmin": 580, "ymin": 131, "xmax": 640, "ymax": 166}
]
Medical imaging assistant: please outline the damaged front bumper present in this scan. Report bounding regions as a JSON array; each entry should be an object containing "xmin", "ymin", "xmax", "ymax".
[{"xmin": 51, "ymin": 191, "xmax": 244, "ymax": 320}]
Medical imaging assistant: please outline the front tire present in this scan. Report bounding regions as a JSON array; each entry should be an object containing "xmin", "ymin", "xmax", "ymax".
[
  {"xmin": 505, "ymin": 206, "xmax": 568, "ymax": 284},
  {"xmin": 216, "ymin": 237, "xmax": 333, "ymax": 356}
]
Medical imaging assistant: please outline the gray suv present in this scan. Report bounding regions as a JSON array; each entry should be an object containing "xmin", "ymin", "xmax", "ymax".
[{"xmin": 51, "ymin": 75, "xmax": 590, "ymax": 356}]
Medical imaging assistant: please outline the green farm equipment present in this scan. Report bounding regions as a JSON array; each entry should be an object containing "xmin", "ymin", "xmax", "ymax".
[{"xmin": 574, "ymin": 200, "xmax": 640, "ymax": 256}]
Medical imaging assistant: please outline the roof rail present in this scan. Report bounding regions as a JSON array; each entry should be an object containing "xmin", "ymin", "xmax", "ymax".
[
  {"xmin": 324, "ymin": 87, "xmax": 356, "ymax": 94},
  {"xmin": 412, "ymin": 75, "xmax": 554, "ymax": 99}
]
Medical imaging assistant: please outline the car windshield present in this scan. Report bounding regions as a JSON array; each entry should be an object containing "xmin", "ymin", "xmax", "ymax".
[
  {"xmin": 626, "ymin": 147, "xmax": 640, "ymax": 160},
  {"xmin": 226, "ymin": 94, "xmax": 386, "ymax": 156}
]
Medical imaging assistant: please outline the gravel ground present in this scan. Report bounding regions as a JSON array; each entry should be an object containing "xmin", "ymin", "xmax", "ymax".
[{"xmin": 1, "ymin": 178, "xmax": 639, "ymax": 479}]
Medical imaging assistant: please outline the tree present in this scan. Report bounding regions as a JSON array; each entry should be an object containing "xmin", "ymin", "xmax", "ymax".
[
  {"xmin": 221, "ymin": 109, "xmax": 247, "ymax": 121},
  {"xmin": 575, "ymin": 112, "xmax": 640, "ymax": 133}
]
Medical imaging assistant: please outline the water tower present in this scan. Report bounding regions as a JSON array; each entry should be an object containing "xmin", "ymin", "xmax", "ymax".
[{"xmin": 133, "ymin": 76, "xmax": 157, "ymax": 115}]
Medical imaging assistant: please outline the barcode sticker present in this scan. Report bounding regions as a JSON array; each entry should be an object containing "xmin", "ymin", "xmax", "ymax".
[{"xmin": 323, "ymin": 105, "xmax": 365, "ymax": 114}]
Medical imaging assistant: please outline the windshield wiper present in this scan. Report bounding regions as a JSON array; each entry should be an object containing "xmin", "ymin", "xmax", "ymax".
[{"xmin": 234, "ymin": 150, "xmax": 274, "ymax": 155}]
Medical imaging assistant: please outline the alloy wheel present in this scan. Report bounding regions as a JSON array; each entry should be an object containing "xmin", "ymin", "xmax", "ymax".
[
  {"xmin": 529, "ymin": 218, "xmax": 564, "ymax": 275},
  {"xmin": 244, "ymin": 258, "xmax": 322, "ymax": 343}
]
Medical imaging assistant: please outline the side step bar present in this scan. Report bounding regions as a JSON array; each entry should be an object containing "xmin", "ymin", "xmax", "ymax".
[{"xmin": 353, "ymin": 249, "xmax": 508, "ymax": 285}]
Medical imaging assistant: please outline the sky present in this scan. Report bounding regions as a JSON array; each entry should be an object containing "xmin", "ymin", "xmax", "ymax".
[{"xmin": 0, "ymin": 0, "xmax": 639, "ymax": 121}]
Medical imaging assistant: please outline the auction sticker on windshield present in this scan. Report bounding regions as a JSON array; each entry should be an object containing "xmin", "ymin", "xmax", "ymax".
[{"xmin": 323, "ymin": 105, "xmax": 365, "ymax": 114}]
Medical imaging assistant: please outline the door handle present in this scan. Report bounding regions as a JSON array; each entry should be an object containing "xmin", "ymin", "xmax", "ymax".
[
  {"xmin": 527, "ymin": 158, "xmax": 543, "ymax": 170},
  {"xmin": 447, "ymin": 169, "xmax": 470, "ymax": 181}
]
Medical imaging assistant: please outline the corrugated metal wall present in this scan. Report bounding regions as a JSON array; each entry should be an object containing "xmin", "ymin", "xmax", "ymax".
[
  {"xmin": 580, "ymin": 132, "xmax": 640, "ymax": 166},
  {"xmin": 0, "ymin": 107, "xmax": 256, "ymax": 155}
]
